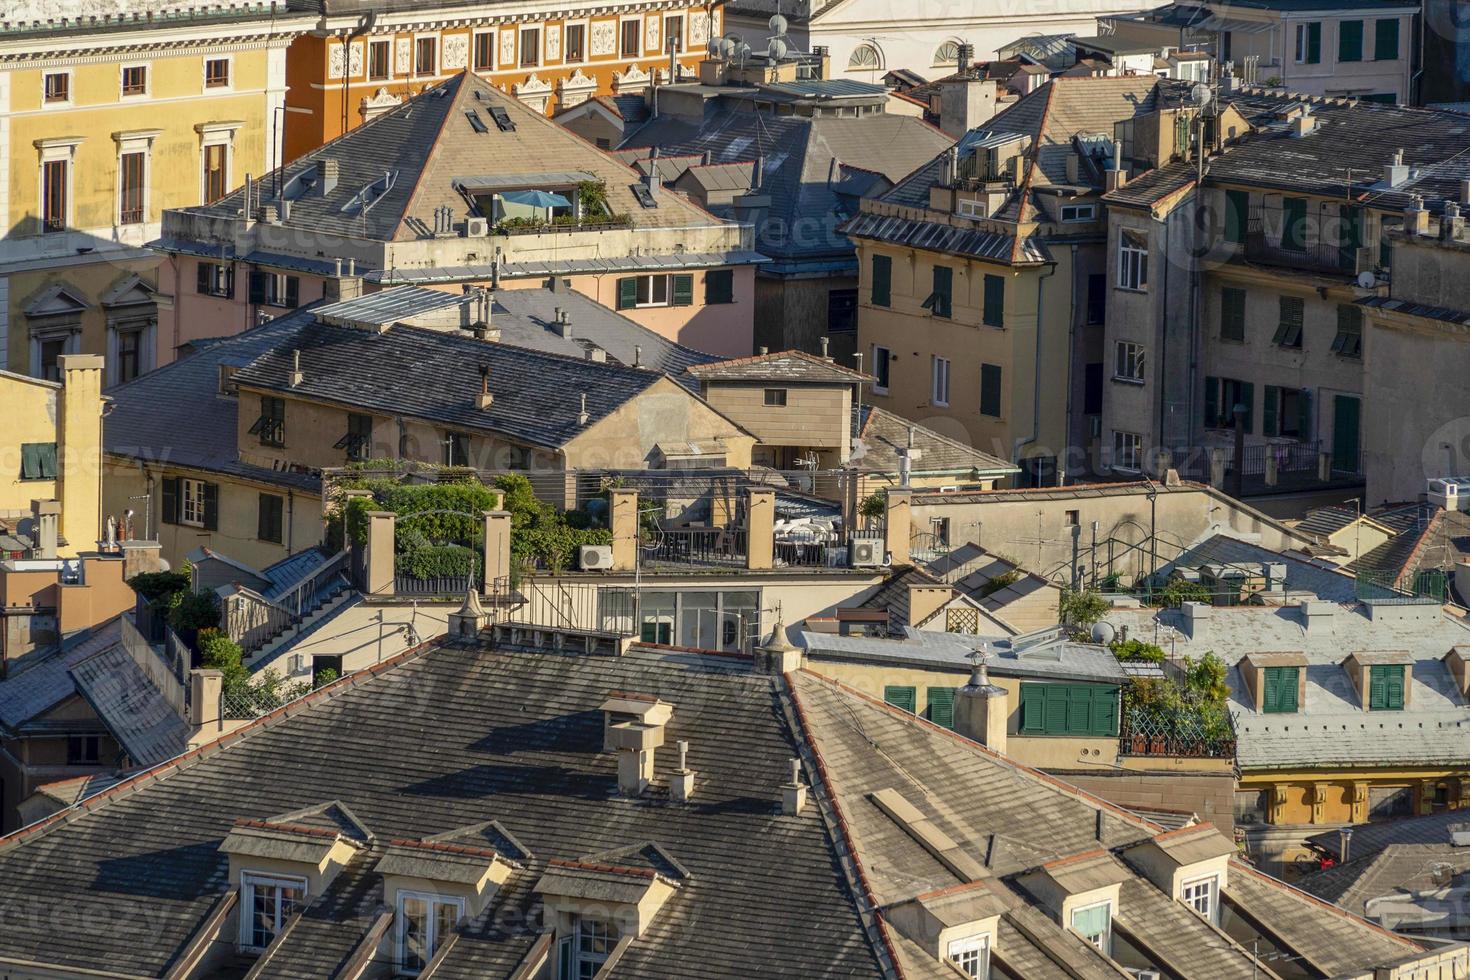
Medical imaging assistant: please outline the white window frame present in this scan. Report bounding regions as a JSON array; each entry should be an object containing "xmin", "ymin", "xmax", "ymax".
[
  {"xmin": 181, "ymin": 477, "xmax": 207, "ymax": 528},
  {"xmin": 563, "ymin": 20, "xmax": 589, "ymax": 64},
  {"xmin": 414, "ymin": 33, "xmax": 439, "ymax": 77},
  {"xmin": 368, "ymin": 39, "xmax": 394, "ymax": 80},
  {"xmin": 947, "ymin": 934, "xmax": 990, "ymax": 979},
  {"xmin": 1114, "ymin": 340, "xmax": 1145, "ymax": 382},
  {"xmin": 1181, "ymin": 874, "xmax": 1220, "ymax": 924},
  {"xmin": 203, "ymin": 55, "xmax": 233, "ymax": 92},
  {"xmin": 239, "ymin": 872, "xmax": 306, "ymax": 951},
  {"xmin": 470, "ymin": 30, "xmax": 495, "ymax": 72},
  {"xmin": 1294, "ymin": 22, "xmax": 1321, "ymax": 64},
  {"xmin": 931, "ymin": 355, "xmax": 951, "ymax": 408},
  {"xmin": 519, "ymin": 25, "xmax": 543, "ymax": 68},
  {"xmin": 566, "ymin": 915, "xmax": 619, "ymax": 978},
  {"xmin": 870, "ymin": 343, "xmax": 891, "ymax": 394},
  {"xmin": 42, "ymin": 70, "xmax": 72, "ymax": 108},
  {"xmin": 956, "ymin": 199, "xmax": 986, "ymax": 218},
  {"xmin": 264, "ymin": 272, "xmax": 295, "ymax": 308},
  {"xmin": 119, "ymin": 63, "xmax": 150, "ymax": 100},
  {"xmin": 396, "ymin": 890, "xmax": 465, "ymax": 975},
  {"xmin": 38, "ymin": 139, "xmax": 82, "ymax": 233},
  {"xmin": 1112, "ymin": 431, "xmax": 1143, "ymax": 473},
  {"xmin": 1118, "ymin": 230, "xmax": 1148, "ymax": 291},
  {"xmin": 1061, "ymin": 203, "xmax": 1096, "ymax": 222},
  {"xmin": 634, "ymin": 274, "xmax": 672, "ymax": 308},
  {"xmin": 1069, "ymin": 899, "xmax": 1113, "ymax": 956}
]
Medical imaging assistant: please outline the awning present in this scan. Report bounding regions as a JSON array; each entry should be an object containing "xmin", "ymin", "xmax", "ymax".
[{"xmin": 501, "ymin": 189, "xmax": 571, "ymax": 209}]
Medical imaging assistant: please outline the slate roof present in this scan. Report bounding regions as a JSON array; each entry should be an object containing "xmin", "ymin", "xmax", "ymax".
[
  {"xmin": 1297, "ymin": 835, "xmax": 1470, "ymax": 928},
  {"xmin": 851, "ymin": 564, "xmax": 959, "ymax": 632},
  {"xmin": 1349, "ymin": 506, "xmax": 1470, "ymax": 590},
  {"xmin": 103, "ymin": 317, "xmax": 322, "ymax": 493},
  {"xmin": 1359, "ymin": 293, "xmax": 1470, "ymax": 326},
  {"xmin": 851, "ymin": 405, "xmax": 1020, "ymax": 476},
  {"xmin": 840, "ymin": 211, "xmax": 1048, "ymax": 265},
  {"xmin": 802, "ymin": 625, "xmax": 1128, "ymax": 683},
  {"xmin": 1102, "ymin": 159, "xmax": 1199, "ymax": 211},
  {"xmin": 1162, "ymin": 532, "xmax": 1362, "ymax": 603},
  {"xmin": 924, "ymin": 543, "xmax": 1062, "ymax": 614},
  {"xmin": 230, "ymin": 309, "xmax": 674, "ymax": 450},
  {"xmin": 687, "ymin": 348, "xmax": 872, "ymax": 383},
  {"xmin": 68, "ymin": 642, "xmax": 190, "ymax": 768},
  {"xmin": 0, "ymin": 619, "xmax": 122, "ymax": 733}
]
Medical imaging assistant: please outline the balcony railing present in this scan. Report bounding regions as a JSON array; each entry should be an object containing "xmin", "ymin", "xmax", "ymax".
[
  {"xmin": 1243, "ymin": 217, "xmax": 1369, "ymax": 277},
  {"xmin": 648, "ymin": 527, "xmax": 747, "ymax": 567},
  {"xmin": 1120, "ymin": 704, "xmax": 1236, "ymax": 759}
]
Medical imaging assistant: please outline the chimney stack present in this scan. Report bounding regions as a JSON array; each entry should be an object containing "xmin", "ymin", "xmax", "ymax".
[
  {"xmin": 577, "ymin": 392, "xmax": 589, "ymax": 426},
  {"xmin": 759, "ymin": 346, "xmax": 769, "ymax": 356},
  {"xmin": 781, "ymin": 758, "xmax": 808, "ymax": 816},
  {"xmin": 1443, "ymin": 201, "xmax": 1465, "ymax": 242},
  {"xmin": 289, "ymin": 349, "xmax": 305, "ymax": 387},
  {"xmin": 602, "ymin": 693, "xmax": 672, "ymax": 798},
  {"xmin": 670, "ymin": 740, "xmax": 695, "ymax": 803},
  {"xmin": 1407, "ymin": 195, "xmax": 1430, "ymax": 236},
  {"xmin": 316, "ymin": 158, "xmax": 339, "ymax": 196},
  {"xmin": 953, "ymin": 652, "xmax": 1008, "ymax": 754},
  {"xmin": 633, "ymin": 344, "xmax": 642, "ymax": 368},
  {"xmin": 646, "ymin": 158, "xmax": 661, "ymax": 199},
  {"xmin": 819, "ymin": 336, "xmax": 831, "ymax": 360},
  {"xmin": 1461, "ymin": 178, "xmax": 1470, "ymax": 207},
  {"xmin": 1384, "ymin": 148, "xmax": 1410, "ymax": 188},
  {"xmin": 30, "ymin": 499, "xmax": 60, "ymax": 560},
  {"xmin": 477, "ymin": 365, "xmax": 494, "ymax": 409}
]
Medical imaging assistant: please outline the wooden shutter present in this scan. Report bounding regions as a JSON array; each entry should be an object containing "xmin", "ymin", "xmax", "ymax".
[
  {"xmin": 258, "ymin": 493, "xmax": 283, "ymax": 544},
  {"xmin": 704, "ymin": 270, "xmax": 733, "ymax": 305},
  {"xmin": 1089, "ymin": 689, "xmax": 1118, "ymax": 735},
  {"xmin": 871, "ymin": 255, "xmax": 891, "ymax": 307},
  {"xmin": 1339, "ymin": 19, "xmax": 1363, "ymax": 61},
  {"xmin": 980, "ymin": 363, "xmax": 1002, "ymax": 417},
  {"xmin": 1262, "ymin": 668, "xmax": 1280, "ymax": 713},
  {"xmin": 1225, "ymin": 190, "xmax": 1247, "ymax": 243},
  {"xmin": 617, "ymin": 277, "xmax": 637, "ymax": 310},
  {"xmin": 1020, "ymin": 684, "xmax": 1044, "ymax": 732},
  {"xmin": 932, "ymin": 265, "xmax": 953, "ymax": 317},
  {"xmin": 1204, "ymin": 376, "xmax": 1219, "ymax": 428},
  {"xmin": 1263, "ymin": 385, "xmax": 1280, "ymax": 437},
  {"xmin": 1308, "ymin": 23, "xmax": 1321, "ymax": 63},
  {"xmin": 1066, "ymin": 686, "xmax": 1093, "ymax": 733},
  {"xmin": 672, "ymin": 274, "xmax": 694, "ymax": 306},
  {"xmin": 248, "ymin": 270, "xmax": 267, "ymax": 305},
  {"xmin": 983, "ymin": 274, "xmax": 1004, "ymax": 327},
  {"xmin": 285, "ymin": 276, "xmax": 300, "ymax": 309},
  {"xmin": 926, "ymin": 687, "xmax": 956, "ymax": 729},
  {"xmin": 884, "ymin": 685, "xmax": 916, "ymax": 714},
  {"xmin": 1375, "ymin": 18, "xmax": 1398, "ymax": 60},
  {"xmin": 1221, "ymin": 288, "xmax": 1245, "ymax": 341},
  {"xmin": 202, "ymin": 482, "xmax": 219, "ymax": 531},
  {"xmin": 1044, "ymin": 686, "xmax": 1070, "ymax": 733},
  {"xmin": 197, "ymin": 262, "xmax": 211, "ymax": 294},
  {"xmin": 161, "ymin": 476, "xmax": 180, "ymax": 525}
]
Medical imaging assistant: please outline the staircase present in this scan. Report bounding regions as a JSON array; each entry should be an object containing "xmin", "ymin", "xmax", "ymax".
[
  {"xmin": 220, "ymin": 549, "xmax": 353, "ymax": 660},
  {"xmin": 246, "ymin": 590, "xmax": 358, "ymax": 666}
]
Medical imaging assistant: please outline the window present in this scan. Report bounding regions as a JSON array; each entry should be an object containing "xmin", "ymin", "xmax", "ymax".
[
  {"xmin": 1280, "ymin": 196, "xmax": 1307, "ymax": 251},
  {"xmin": 1339, "ymin": 19, "xmax": 1363, "ymax": 62},
  {"xmin": 1369, "ymin": 664, "xmax": 1405, "ymax": 710},
  {"xmin": 20, "ymin": 443, "xmax": 58, "ymax": 481},
  {"xmin": 197, "ymin": 261, "xmax": 234, "ymax": 298},
  {"xmin": 203, "ymin": 143, "xmax": 229, "ymax": 204},
  {"xmin": 1019, "ymin": 683, "xmax": 1118, "ymax": 735},
  {"xmin": 1113, "ymin": 431, "xmax": 1143, "ymax": 472},
  {"xmin": 1262, "ymin": 666, "xmax": 1299, "ymax": 713},
  {"xmin": 871, "ymin": 344, "xmax": 891, "ymax": 392},
  {"xmin": 415, "ymin": 36, "xmax": 438, "ymax": 76},
  {"xmin": 931, "ymin": 356, "xmax": 950, "ymax": 407},
  {"xmin": 369, "ymin": 40, "xmax": 392, "ymax": 80},
  {"xmin": 924, "ymin": 265, "xmax": 953, "ymax": 318},
  {"xmin": 947, "ymin": 935, "xmax": 989, "ymax": 979},
  {"xmin": 1114, "ymin": 341, "xmax": 1145, "ymax": 382},
  {"xmin": 121, "ymin": 65, "xmax": 148, "ymax": 97},
  {"xmin": 1295, "ymin": 21, "xmax": 1322, "ymax": 64},
  {"xmin": 43, "ymin": 71, "xmax": 69, "ymax": 104},
  {"xmin": 444, "ymin": 432, "xmax": 470, "ymax": 468},
  {"xmin": 665, "ymin": 15, "xmax": 683, "ymax": 52},
  {"xmin": 258, "ymin": 493, "xmax": 284, "ymax": 544},
  {"xmin": 565, "ymin": 24, "xmax": 586, "ymax": 63},
  {"xmin": 469, "ymin": 32, "xmax": 494, "ymax": 71},
  {"xmin": 250, "ymin": 396, "xmax": 285, "ymax": 447},
  {"xmin": 884, "ymin": 685, "xmax": 917, "ymax": 713},
  {"xmin": 616, "ymin": 274, "xmax": 693, "ymax": 309},
  {"xmin": 1224, "ymin": 189, "xmax": 1248, "ymax": 244},
  {"xmin": 1204, "ymin": 376, "xmax": 1253, "ymax": 431},
  {"xmin": 397, "ymin": 891, "xmax": 463, "ymax": 973},
  {"xmin": 1375, "ymin": 18, "xmax": 1399, "ymax": 60},
  {"xmin": 1272, "ymin": 295, "xmax": 1304, "ymax": 348},
  {"xmin": 241, "ymin": 873, "xmax": 305, "ymax": 950},
  {"xmin": 520, "ymin": 27, "xmax": 541, "ymax": 67},
  {"xmin": 42, "ymin": 159, "xmax": 68, "ymax": 232},
  {"xmin": 621, "ymin": 19, "xmax": 642, "ymax": 57},
  {"xmin": 336, "ymin": 413, "xmax": 374, "ymax": 460},
  {"xmin": 1263, "ymin": 385, "xmax": 1310, "ymax": 439},
  {"xmin": 118, "ymin": 150, "xmax": 146, "ymax": 225},
  {"xmin": 956, "ymin": 198, "xmax": 986, "ymax": 218},
  {"xmin": 250, "ymin": 270, "xmax": 300, "ymax": 309},
  {"xmin": 849, "ymin": 44, "xmax": 881, "ymax": 70},
  {"xmin": 927, "ymin": 687, "xmax": 956, "ymax": 729},
  {"xmin": 67, "ymin": 734, "xmax": 100, "ymax": 765},
  {"xmin": 1181, "ymin": 876, "xmax": 1219, "ymax": 924},
  {"xmin": 705, "ymin": 269, "xmax": 734, "ymax": 305},
  {"xmin": 205, "ymin": 58, "xmax": 231, "ymax": 88},
  {"xmin": 764, "ymin": 388, "xmax": 788, "ymax": 407},
  {"xmin": 827, "ymin": 288, "xmax": 858, "ymax": 333},
  {"xmin": 162, "ymin": 476, "xmax": 216, "ymax": 529},
  {"xmin": 979, "ymin": 363, "xmax": 1002, "ymax": 418},
  {"xmin": 1118, "ymin": 230, "xmax": 1148, "ymax": 290},
  {"xmin": 982, "ymin": 274, "xmax": 1004, "ymax": 327},
  {"xmin": 116, "ymin": 328, "xmax": 143, "ymax": 384},
  {"xmin": 1333, "ymin": 304, "xmax": 1363, "ymax": 357},
  {"xmin": 38, "ymin": 338, "xmax": 68, "ymax": 381},
  {"xmin": 933, "ymin": 40, "xmax": 961, "ymax": 67},
  {"xmin": 1070, "ymin": 901, "xmax": 1112, "ymax": 953},
  {"xmin": 559, "ymin": 916, "xmax": 619, "ymax": 980},
  {"xmin": 182, "ymin": 478, "xmax": 206, "ymax": 526},
  {"xmin": 1220, "ymin": 286, "xmax": 1246, "ymax": 341},
  {"xmin": 1060, "ymin": 203, "xmax": 1096, "ymax": 222},
  {"xmin": 870, "ymin": 254, "xmax": 891, "ymax": 307}
]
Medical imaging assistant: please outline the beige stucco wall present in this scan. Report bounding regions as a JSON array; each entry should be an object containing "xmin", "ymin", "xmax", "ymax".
[
  {"xmin": 562, "ymin": 376, "xmax": 755, "ymax": 470},
  {"xmin": 700, "ymin": 381, "xmax": 852, "ymax": 458}
]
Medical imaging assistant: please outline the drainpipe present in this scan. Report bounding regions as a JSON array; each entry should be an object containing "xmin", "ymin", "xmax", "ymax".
[
  {"xmin": 1012, "ymin": 262, "xmax": 1057, "ymax": 484},
  {"xmin": 1064, "ymin": 245, "xmax": 1078, "ymax": 477},
  {"xmin": 286, "ymin": 489, "xmax": 295, "ymax": 556},
  {"xmin": 1156, "ymin": 212, "xmax": 1170, "ymax": 452}
]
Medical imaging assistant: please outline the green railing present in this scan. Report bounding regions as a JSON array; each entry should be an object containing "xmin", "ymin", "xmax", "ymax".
[{"xmin": 1355, "ymin": 567, "xmax": 1448, "ymax": 605}]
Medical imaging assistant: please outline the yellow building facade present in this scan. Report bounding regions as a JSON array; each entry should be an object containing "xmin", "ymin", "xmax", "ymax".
[{"xmin": 0, "ymin": 4, "xmax": 310, "ymax": 381}]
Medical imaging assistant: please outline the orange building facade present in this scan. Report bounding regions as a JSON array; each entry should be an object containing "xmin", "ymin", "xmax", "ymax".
[{"xmin": 281, "ymin": 0, "xmax": 723, "ymax": 161}]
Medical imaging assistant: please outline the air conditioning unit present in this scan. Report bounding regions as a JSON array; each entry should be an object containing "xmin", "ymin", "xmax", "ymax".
[
  {"xmin": 850, "ymin": 539, "xmax": 884, "ymax": 568},
  {"xmin": 579, "ymin": 544, "xmax": 615, "ymax": 571},
  {"xmin": 464, "ymin": 216, "xmax": 489, "ymax": 237}
]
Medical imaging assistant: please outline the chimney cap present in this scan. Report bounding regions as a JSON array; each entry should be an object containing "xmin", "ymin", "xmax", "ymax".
[{"xmin": 759, "ymin": 618, "xmax": 798, "ymax": 655}]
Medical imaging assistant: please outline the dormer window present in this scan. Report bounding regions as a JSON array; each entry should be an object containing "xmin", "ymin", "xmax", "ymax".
[
  {"xmin": 1369, "ymin": 664, "xmax": 1405, "ymax": 710},
  {"xmin": 398, "ymin": 891, "xmax": 465, "ymax": 974},
  {"xmin": 1069, "ymin": 900, "xmax": 1112, "ymax": 954},
  {"xmin": 947, "ymin": 935, "xmax": 990, "ymax": 978},
  {"xmin": 558, "ymin": 916, "xmax": 621, "ymax": 979},
  {"xmin": 240, "ymin": 872, "xmax": 305, "ymax": 950},
  {"xmin": 1181, "ymin": 874, "xmax": 1219, "ymax": 924}
]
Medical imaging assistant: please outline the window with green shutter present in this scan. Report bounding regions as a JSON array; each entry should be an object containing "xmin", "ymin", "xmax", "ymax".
[
  {"xmin": 1018, "ymin": 683, "xmax": 1117, "ymax": 735},
  {"xmin": 979, "ymin": 363, "xmax": 1002, "ymax": 418},
  {"xmin": 19, "ymin": 443, "xmax": 58, "ymax": 481},
  {"xmin": 871, "ymin": 254, "xmax": 891, "ymax": 307},
  {"xmin": 1281, "ymin": 197, "xmax": 1307, "ymax": 252},
  {"xmin": 1220, "ymin": 287, "xmax": 1246, "ymax": 341},
  {"xmin": 257, "ymin": 493, "xmax": 284, "ymax": 544},
  {"xmin": 704, "ymin": 269, "xmax": 734, "ymax": 305},
  {"xmin": 1224, "ymin": 189, "xmax": 1248, "ymax": 244},
  {"xmin": 926, "ymin": 687, "xmax": 956, "ymax": 729},
  {"xmin": 1374, "ymin": 18, "xmax": 1399, "ymax": 60},
  {"xmin": 671, "ymin": 274, "xmax": 694, "ymax": 307},
  {"xmin": 982, "ymin": 274, "xmax": 1004, "ymax": 327},
  {"xmin": 1272, "ymin": 296, "xmax": 1304, "ymax": 348},
  {"xmin": 1262, "ymin": 666, "xmax": 1299, "ymax": 713},
  {"xmin": 616, "ymin": 277, "xmax": 637, "ymax": 310},
  {"xmin": 925, "ymin": 265, "xmax": 953, "ymax": 318},
  {"xmin": 1333, "ymin": 305, "xmax": 1363, "ymax": 358},
  {"xmin": 1369, "ymin": 664, "xmax": 1405, "ymax": 710},
  {"xmin": 884, "ymin": 685, "xmax": 917, "ymax": 713},
  {"xmin": 1339, "ymin": 19, "xmax": 1363, "ymax": 62}
]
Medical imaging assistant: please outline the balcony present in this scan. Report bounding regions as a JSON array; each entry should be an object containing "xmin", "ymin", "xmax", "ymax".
[{"xmin": 1243, "ymin": 216, "xmax": 1371, "ymax": 278}]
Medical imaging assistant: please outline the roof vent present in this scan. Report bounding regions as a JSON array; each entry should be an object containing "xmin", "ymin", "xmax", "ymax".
[
  {"xmin": 584, "ymin": 346, "xmax": 607, "ymax": 363},
  {"xmin": 781, "ymin": 758, "xmax": 808, "ymax": 815},
  {"xmin": 1291, "ymin": 108, "xmax": 1319, "ymax": 138},
  {"xmin": 477, "ymin": 364, "xmax": 494, "ymax": 409},
  {"xmin": 289, "ymin": 349, "xmax": 304, "ymax": 387},
  {"xmin": 671, "ymin": 740, "xmax": 695, "ymax": 803},
  {"xmin": 1384, "ymin": 148, "xmax": 1410, "ymax": 188},
  {"xmin": 577, "ymin": 392, "xmax": 590, "ymax": 426},
  {"xmin": 552, "ymin": 308, "xmax": 572, "ymax": 338}
]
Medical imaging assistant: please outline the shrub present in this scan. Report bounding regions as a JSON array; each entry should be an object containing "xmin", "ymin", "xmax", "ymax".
[
  {"xmin": 1059, "ymin": 589, "xmax": 1109, "ymax": 629},
  {"xmin": 197, "ymin": 628, "xmax": 249, "ymax": 687},
  {"xmin": 977, "ymin": 569, "xmax": 1021, "ymax": 598},
  {"xmin": 396, "ymin": 544, "xmax": 482, "ymax": 580},
  {"xmin": 127, "ymin": 570, "xmax": 191, "ymax": 605},
  {"xmin": 1110, "ymin": 638, "xmax": 1166, "ymax": 663},
  {"xmin": 312, "ymin": 667, "xmax": 340, "ymax": 689},
  {"xmin": 169, "ymin": 591, "xmax": 220, "ymax": 634},
  {"xmin": 1159, "ymin": 577, "xmax": 1213, "ymax": 608},
  {"xmin": 858, "ymin": 492, "xmax": 886, "ymax": 522}
]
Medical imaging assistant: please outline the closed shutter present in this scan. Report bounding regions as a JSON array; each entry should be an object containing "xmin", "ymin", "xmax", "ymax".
[
  {"xmin": 1204, "ymin": 376, "xmax": 1219, "ymax": 428},
  {"xmin": 884, "ymin": 685, "xmax": 916, "ymax": 713},
  {"xmin": 1339, "ymin": 19, "xmax": 1363, "ymax": 61},
  {"xmin": 1044, "ymin": 686, "xmax": 1069, "ymax": 732},
  {"xmin": 160, "ymin": 476, "xmax": 180, "ymax": 525},
  {"xmin": 672, "ymin": 274, "xmax": 694, "ymax": 306},
  {"xmin": 1066, "ymin": 685, "xmax": 1091, "ymax": 732},
  {"xmin": 202, "ymin": 482, "xmax": 219, "ymax": 531},
  {"xmin": 704, "ymin": 269, "xmax": 733, "ymax": 305},
  {"xmin": 1225, "ymin": 190, "xmax": 1248, "ymax": 244},
  {"xmin": 979, "ymin": 363, "xmax": 1002, "ymax": 418},
  {"xmin": 1263, "ymin": 385, "xmax": 1280, "ymax": 437},
  {"xmin": 1282, "ymin": 198, "xmax": 1307, "ymax": 251},
  {"xmin": 248, "ymin": 270, "xmax": 267, "ymax": 305},
  {"xmin": 926, "ymin": 687, "xmax": 956, "ymax": 729},
  {"xmin": 1263, "ymin": 667, "xmax": 1298, "ymax": 712},
  {"xmin": 871, "ymin": 254, "xmax": 891, "ymax": 307},
  {"xmin": 258, "ymin": 493, "xmax": 283, "ymax": 544},
  {"xmin": 1375, "ymin": 18, "xmax": 1399, "ymax": 60},
  {"xmin": 1221, "ymin": 287, "xmax": 1245, "ymax": 341},
  {"xmin": 1090, "ymin": 688, "xmax": 1118, "ymax": 735},
  {"xmin": 1240, "ymin": 382, "xmax": 1255, "ymax": 433},
  {"xmin": 1020, "ymin": 684, "xmax": 1044, "ymax": 732},
  {"xmin": 617, "ymin": 277, "xmax": 637, "ymax": 310},
  {"xmin": 197, "ymin": 262, "xmax": 211, "ymax": 294},
  {"xmin": 982, "ymin": 274, "xmax": 1004, "ymax": 327},
  {"xmin": 1370, "ymin": 665, "xmax": 1404, "ymax": 710},
  {"xmin": 1307, "ymin": 22, "xmax": 1321, "ymax": 63},
  {"xmin": 285, "ymin": 276, "xmax": 300, "ymax": 309},
  {"xmin": 20, "ymin": 443, "xmax": 57, "ymax": 480},
  {"xmin": 932, "ymin": 265, "xmax": 953, "ymax": 317}
]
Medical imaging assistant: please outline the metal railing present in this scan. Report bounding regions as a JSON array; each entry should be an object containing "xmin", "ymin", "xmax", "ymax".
[
  {"xmin": 275, "ymin": 550, "xmax": 349, "ymax": 619},
  {"xmin": 120, "ymin": 614, "xmax": 189, "ymax": 717},
  {"xmin": 647, "ymin": 527, "xmax": 747, "ymax": 567},
  {"xmin": 395, "ymin": 573, "xmax": 482, "ymax": 596},
  {"xmin": 1355, "ymin": 567, "xmax": 1449, "ymax": 605},
  {"xmin": 220, "ymin": 674, "xmax": 314, "ymax": 721},
  {"xmin": 224, "ymin": 550, "xmax": 351, "ymax": 655},
  {"xmin": 1244, "ymin": 216, "xmax": 1361, "ymax": 276},
  {"xmin": 773, "ymin": 534, "xmax": 842, "ymax": 568},
  {"xmin": 504, "ymin": 578, "xmax": 638, "ymax": 634},
  {"xmin": 1119, "ymin": 705, "xmax": 1236, "ymax": 759}
]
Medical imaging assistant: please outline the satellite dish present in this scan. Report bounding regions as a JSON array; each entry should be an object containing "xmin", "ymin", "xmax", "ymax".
[
  {"xmin": 1356, "ymin": 270, "xmax": 1376, "ymax": 289},
  {"xmin": 768, "ymin": 13, "xmax": 788, "ymax": 35},
  {"xmin": 1190, "ymin": 82, "xmax": 1210, "ymax": 106},
  {"xmin": 720, "ymin": 37, "xmax": 738, "ymax": 57},
  {"xmin": 1091, "ymin": 621, "xmax": 1118, "ymax": 645},
  {"xmin": 735, "ymin": 41, "xmax": 752, "ymax": 61},
  {"xmin": 707, "ymin": 37, "xmax": 722, "ymax": 57},
  {"xmin": 768, "ymin": 36, "xmax": 789, "ymax": 60}
]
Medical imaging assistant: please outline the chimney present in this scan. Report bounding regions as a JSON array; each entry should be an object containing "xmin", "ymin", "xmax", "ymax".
[
  {"xmin": 447, "ymin": 588, "xmax": 488, "ymax": 639},
  {"xmin": 601, "ymin": 693, "xmax": 673, "ymax": 798},
  {"xmin": 702, "ymin": 150, "xmax": 712, "ymax": 165},
  {"xmin": 189, "ymin": 668, "xmax": 223, "ymax": 731},
  {"xmin": 316, "ymin": 157, "xmax": 339, "ymax": 196},
  {"xmin": 759, "ymin": 346, "xmax": 769, "ymax": 356},
  {"xmin": 584, "ymin": 347, "xmax": 607, "ymax": 363},
  {"xmin": 289, "ymin": 349, "xmax": 304, "ymax": 387},
  {"xmin": 957, "ymin": 42, "xmax": 973, "ymax": 73},
  {"xmin": 1443, "ymin": 201, "xmax": 1465, "ymax": 242},
  {"xmin": 754, "ymin": 155, "xmax": 765, "ymax": 189},
  {"xmin": 953, "ymin": 654, "xmax": 1007, "ymax": 754},
  {"xmin": 645, "ymin": 158, "xmax": 661, "ymax": 199},
  {"xmin": 1182, "ymin": 600, "xmax": 1211, "ymax": 638},
  {"xmin": 1461, "ymin": 178, "xmax": 1470, "ymax": 207},
  {"xmin": 1106, "ymin": 142, "xmax": 1127, "ymax": 191},
  {"xmin": 1384, "ymin": 148, "xmax": 1410, "ymax": 189},
  {"xmin": 1299, "ymin": 598, "xmax": 1334, "ymax": 632},
  {"xmin": 781, "ymin": 758, "xmax": 808, "ymax": 816},
  {"xmin": 670, "ymin": 740, "xmax": 695, "ymax": 803},
  {"xmin": 754, "ymin": 617, "xmax": 802, "ymax": 674},
  {"xmin": 477, "ymin": 365, "xmax": 494, "ymax": 409},
  {"xmin": 577, "ymin": 392, "xmax": 590, "ymax": 426},
  {"xmin": 1291, "ymin": 108, "xmax": 1317, "ymax": 138},
  {"xmin": 633, "ymin": 345, "xmax": 642, "ymax": 368},
  {"xmin": 280, "ymin": 197, "xmax": 293, "ymax": 222},
  {"xmin": 819, "ymin": 336, "xmax": 831, "ymax": 360},
  {"xmin": 1407, "ymin": 196, "xmax": 1430, "ymax": 236},
  {"xmin": 30, "ymin": 499, "xmax": 60, "ymax": 560},
  {"xmin": 244, "ymin": 174, "xmax": 255, "ymax": 224}
]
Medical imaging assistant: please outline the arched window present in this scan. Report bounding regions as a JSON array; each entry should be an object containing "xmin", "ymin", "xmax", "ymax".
[
  {"xmin": 933, "ymin": 40, "xmax": 961, "ymax": 66},
  {"xmin": 848, "ymin": 43, "xmax": 881, "ymax": 70}
]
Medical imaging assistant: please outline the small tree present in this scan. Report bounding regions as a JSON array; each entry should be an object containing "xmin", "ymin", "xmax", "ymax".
[
  {"xmin": 1059, "ymin": 589, "xmax": 1108, "ymax": 630},
  {"xmin": 1159, "ymin": 577, "xmax": 1213, "ymax": 609}
]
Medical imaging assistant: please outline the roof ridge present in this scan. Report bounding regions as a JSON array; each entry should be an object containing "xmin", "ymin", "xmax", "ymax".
[{"xmin": 390, "ymin": 73, "xmax": 471, "ymax": 242}]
